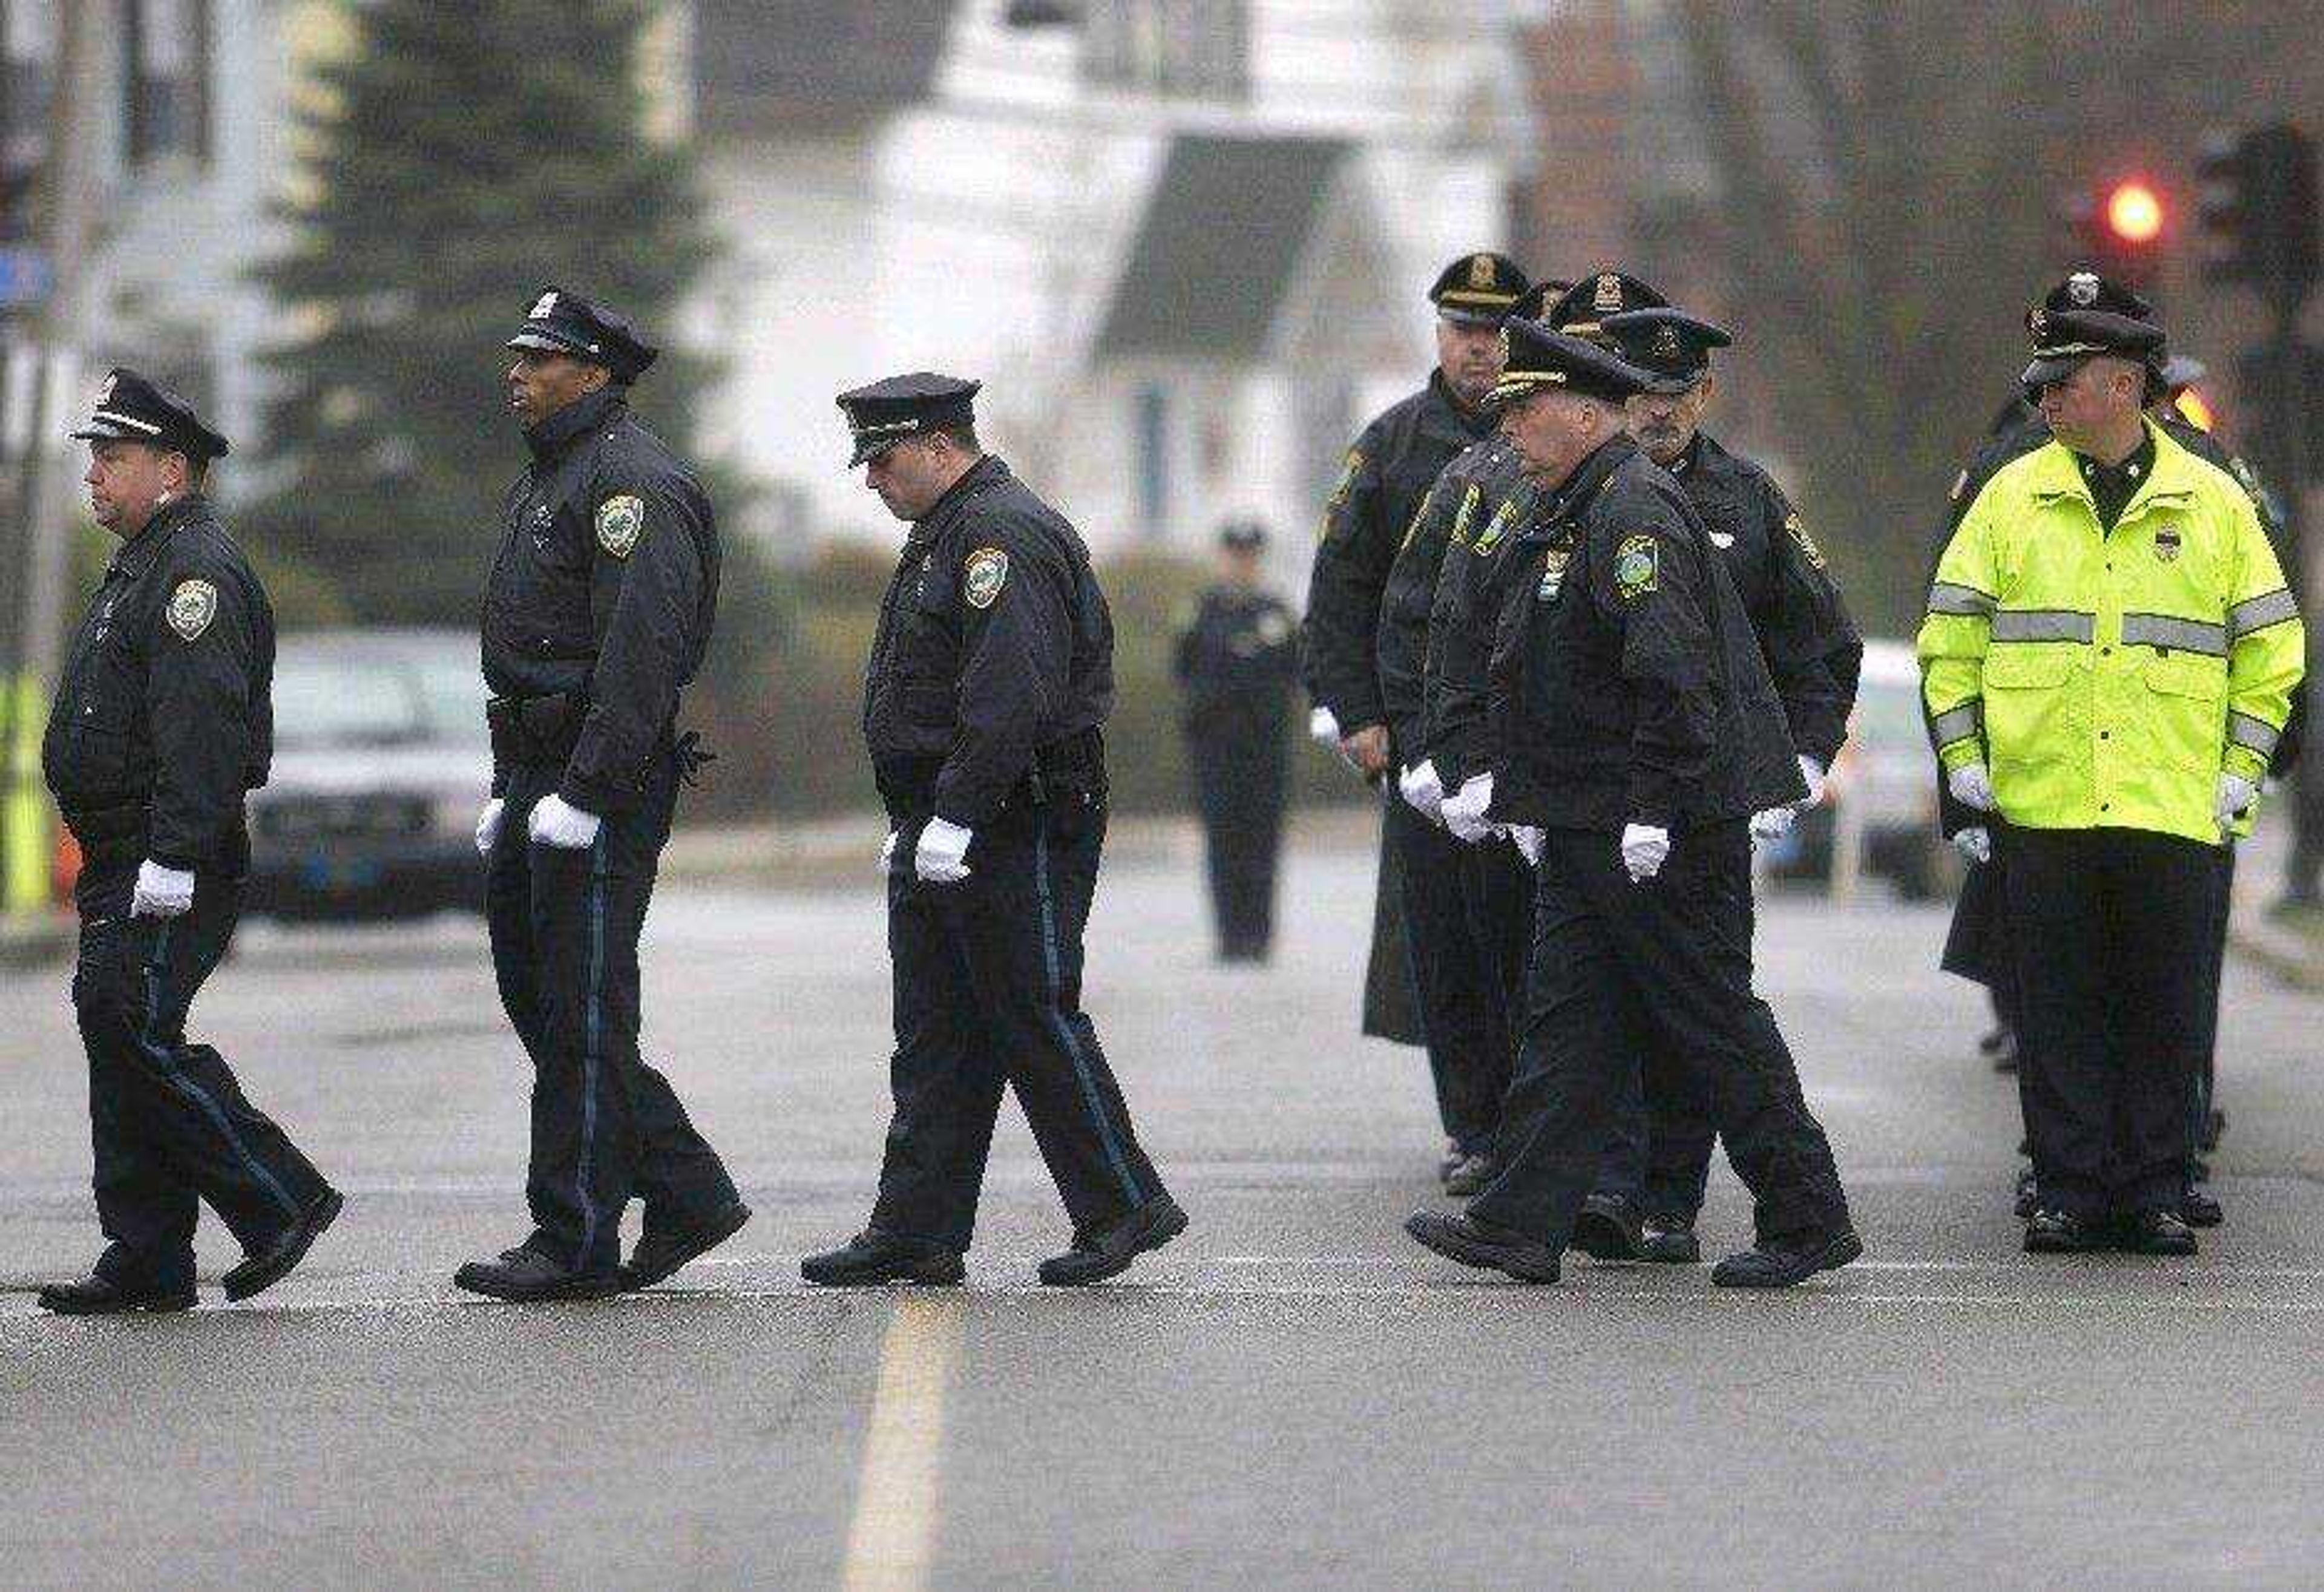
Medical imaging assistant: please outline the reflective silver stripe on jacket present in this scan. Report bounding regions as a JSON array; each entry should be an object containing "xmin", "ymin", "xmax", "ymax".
[
  {"xmin": 1989, "ymin": 610, "xmax": 2095, "ymax": 644},
  {"xmin": 2119, "ymin": 613, "xmax": 2228, "ymax": 656},
  {"xmin": 2229, "ymin": 711, "xmax": 2282, "ymax": 760},
  {"xmin": 2228, "ymin": 588, "xmax": 2300, "ymax": 639},
  {"xmin": 1931, "ymin": 702, "xmax": 1982, "ymax": 747},
  {"xmin": 1927, "ymin": 582, "xmax": 1996, "ymax": 618}
]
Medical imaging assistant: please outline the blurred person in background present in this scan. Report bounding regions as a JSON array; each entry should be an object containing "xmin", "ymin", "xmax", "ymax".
[{"xmin": 1174, "ymin": 520, "xmax": 1300, "ymax": 963}]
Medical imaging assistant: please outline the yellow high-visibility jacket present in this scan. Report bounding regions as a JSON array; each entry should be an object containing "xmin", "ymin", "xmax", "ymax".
[{"xmin": 1919, "ymin": 421, "xmax": 2304, "ymax": 845}]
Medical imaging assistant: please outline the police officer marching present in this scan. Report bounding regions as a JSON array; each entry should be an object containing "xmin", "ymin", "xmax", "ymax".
[
  {"xmin": 36, "ymin": 371, "xmax": 341, "ymax": 1314},
  {"xmin": 805, "ymin": 373, "xmax": 1184, "ymax": 1288},
  {"xmin": 456, "ymin": 288, "xmax": 748, "ymax": 1302},
  {"xmin": 1403, "ymin": 321, "xmax": 1860, "ymax": 1289},
  {"xmin": 1304, "ymin": 250, "xmax": 1530, "ymax": 1187},
  {"xmin": 1173, "ymin": 519, "xmax": 1301, "ymax": 963},
  {"xmin": 1920, "ymin": 276, "xmax": 2305, "ymax": 1257}
]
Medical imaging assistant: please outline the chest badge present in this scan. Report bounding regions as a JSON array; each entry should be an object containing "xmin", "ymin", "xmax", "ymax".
[
  {"xmin": 1256, "ymin": 609, "xmax": 1290, "ymax": 646},
  {"xmin": 963, "ymin": 546, "xmax": 1009, "ymax": 610},
  {"xmin": 1537, "ymin": 548, "xmax": 1571, "ymax": 601},
  {"xmin": 166, "ymin": 578, "xmax": 219, "ymax": 641},
  {"xmin": 2154, "ymin": 523, "xmax": 2183, "ymax": 562},
  {"xmin": 595, "ymin": 495, "xmax": 645, "ymax": 559}
]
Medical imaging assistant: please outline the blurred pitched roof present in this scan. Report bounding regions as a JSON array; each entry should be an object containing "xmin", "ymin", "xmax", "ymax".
[
  {"xmin": 692, "ymin": 1, "xmax": 960, "ymax": 136},
  {"xmin": 1098, "ymin": 134, "xmax": 1350, "ymax": 359}
]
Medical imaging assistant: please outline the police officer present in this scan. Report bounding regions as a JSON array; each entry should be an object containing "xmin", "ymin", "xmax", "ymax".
[
  {"xmin": 1305, "ymin": 250, "xmax": 1529, "ymax": 1184},
  {"xmin": 1173, "ymin": 520, "xmax": 1300, "ymax": 962},
  {"xmin": 1404, "ymin": 322, "xmax": 1859, "ymax": 1288},
  {"xmin": 804, "ymin": 373, "xmax": 1183, "ymax": 1288},
  {"xmin": 1592, "ymin": 287, "xmax": 1864, "ymax": 1259},
  {"xmin": 36, "ymin": 370, "xmax": 340, "ymax": 1314},
  {"xmin": 456, "ymin": 288, "xmax": 747, "ymax": 1302},
  {"xmin": 1920, "ymin": 276, "xmax": 2305, "ymax": 1256}
]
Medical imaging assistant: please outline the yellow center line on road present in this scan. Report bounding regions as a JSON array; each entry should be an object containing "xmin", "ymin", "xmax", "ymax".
[{"xmin": 841, "ymin": 1294, "xmax": 964, "ymax": 1592}]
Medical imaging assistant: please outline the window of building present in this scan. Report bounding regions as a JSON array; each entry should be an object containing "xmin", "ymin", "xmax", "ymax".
[
  {"xmin": 123, "ymin": 0, "xmax": 210, "ymax": 167},
  {"xmin": 1083, "ymin": 0, "xmax": 1249, "ymax": 102}
]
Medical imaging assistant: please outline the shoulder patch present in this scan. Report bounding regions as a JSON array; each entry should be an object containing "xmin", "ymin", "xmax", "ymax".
[
  {"xmin": 1324, "ymin": 450, "xmax": 1364, "ymax": 526},
  {"xmin": 1449, "ymin": 483, "xmax": 1482, "ymax": 549},
  {"xmin": 1613, "ymin": 534, "xmax": 1659, "ymax": 601},
  {"xmin": 596, "ymin": 494, "xmax": 645, "ymax": 559},
  {"xmin": 165, "ymin": 578, "xmax": 218, "ymax": 641},
  {"xmin": 963, "ymin": 546, "xmax": 1009, "ymax": 609},
  {"xmin": 1784, "ymin": 510, "xmax": 1827, "ymax": 571},
  {"xmin": 1471, "ymin": 498, "xmax": 1519, "ymax": 559}
]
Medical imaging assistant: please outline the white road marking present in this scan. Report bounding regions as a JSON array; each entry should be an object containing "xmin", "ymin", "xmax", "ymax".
[{"xmin": 841, "ymin": 1296, "xmax": 963, "ymax": 1592}]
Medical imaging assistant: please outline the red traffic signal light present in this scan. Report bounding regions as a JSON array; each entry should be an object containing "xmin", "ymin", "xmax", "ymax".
[{"xmin": 2104, "ymin": 180, "xmax": 2165, "ymax": 246}]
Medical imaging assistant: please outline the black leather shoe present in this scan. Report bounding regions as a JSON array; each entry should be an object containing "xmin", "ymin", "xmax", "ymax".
[
  {"xmin": 1403, "ymin": 1208, "xmax": 1560, "ymax": 1283},
  {"xmin": 800, "ymin": 1228, "xmax": 965, "ymax": 1288},
  {"xmin": 453, "ymin": 1246, "xmax": 622, "ymax": 1302},
  {"xmin": 1038, "ymin": 1196, "xmax": 1189, "ymax": 1286},
  {"xmin": 1638, "ymin": 1214, "xmax": 1702, "ymax": 1265},
  {"xmin": 2179, "ymin": 1182, "xmax": 2224, "ymax": 1228},
  {"xmin": 1710, "ymin": 1227, "xmax": 1863, "ymax": 1288},
  {"xmin": 36, "ymin": 1273, "xmax": 197, "ymax": 1315},
  {"xmin": 2013, "ymin": 1167, "xmax": 2039, "ymax": 1221},
  {"xmin": 222, "ymin": 1187, "xmax": 344, "ymax": 1303},
  {"xmin": 1442, "ymin": 1151, "xmax": 1497, "ymax": 1197},
  {"xmin": 2121, "ymin": 1207, "xmax": 2199, "ymax": 1256},
  {"xmin": 1571, "ymin": 1193, "xmax": 1646, "ymax": 1262},
  {"xmin": 623, "ymin": 1200, "xmax": 752, "ymax": 1290},
  {"xmin": 2023, "ymin": 1208, "xmax": 2107, "ymax": 1254}
]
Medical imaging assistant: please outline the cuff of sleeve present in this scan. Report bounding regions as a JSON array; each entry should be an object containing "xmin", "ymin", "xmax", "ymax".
[
  {"xmin": 1937, "ymin": 739, "xmax": 1985, "ymax": 773},
  {"xmin": 2223, "ymin": 744, "xmax": 2270, "ymax": 783},
  {"xmin": 556, "ymin": 771, "xmax": 620, "ymax": 815},
  {"xmin": 1626, "ymin": 770, "xmax": 1676, "ymax": 831},
  {"xmin": 148, "ymin": 851, "xmax": 199, "ymax": 873}
]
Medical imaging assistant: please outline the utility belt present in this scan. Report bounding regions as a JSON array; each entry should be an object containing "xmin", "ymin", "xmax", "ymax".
[
  {"xmin": 876, "ymin": 727, "xmax": 1107, "ymax": 821},
  {"xmin": 487, "ymin": 693, "xmax": 585, "ymax": 767}
]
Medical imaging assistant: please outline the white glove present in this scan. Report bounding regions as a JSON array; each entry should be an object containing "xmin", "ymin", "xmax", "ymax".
[
  {"xmin": 474, "ymin": 799, "xmax": 505, "ymax": 857},
  {"xmin": 1308, "ymin": 706, "xmax": 1342, "ymax": 749},
  {"xmin": 1397, "ymin": 761, "xmax": 1446, "ymax": 824},
  {"xmin": 914, "ymin": 817, "xmax": 973, "ymax": 884},
  {"xmin": 527, "ymin": 793, "xmax": 602, "ymax": 848},
  {"xmin": 1441, "ymin": 773, "xmax": 1498, "ymax": 844},
  {"xmin": 1953, "ymin": 826, "xmax": 1991, "ymax": 865},
  {"xmin": 1947, "ymin": 762, "xmax": 1996, "ymax": 813},
  {"xmin": 1796, "ymin": 756, "xmax": 1828, "ymax": 810},
  {"xmin": 131, "ymin": 860, "xmax": 194, "ymax": 918},
  {"xmin": 1510, "ymin": 825, "xmax": 1544, "ymax": 867},
  {"xmin": 1620, "ymin": 823, "xmax": 1671, "ymax": 883},
  {"xmin": 878, "ymin": 830, "xmax": 899, "ymax": 875},
  {"xmin": 1749, "ymin": 805, "xmax": 1799, "ymax": 844},
  {"xmin": 2215, "ymin": 772, "xmax": 2259, "ymax": 828}
]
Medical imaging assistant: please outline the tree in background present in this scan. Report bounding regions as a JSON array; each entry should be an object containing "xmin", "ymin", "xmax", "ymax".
[{"xmin": 248, "ymin": 0, "xmax": 719, "ymax": 624}]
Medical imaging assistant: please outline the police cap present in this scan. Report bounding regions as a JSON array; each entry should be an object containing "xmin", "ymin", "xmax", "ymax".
[
  {"xmin": 1506, "ymin": 278, "xmax": 1575, "ymax": 325},
  {"xmin": 70, "ymin": 368, "xmax": 229, "ymax": 462},
  {"xmin": 1543, "ymin": 270, "xmax": 1669, "ymax": 342},
  {"xmin": 836, "ymin": 372, "xmax": 982, "ymax": 468},
  {"xmin": 1489, "ymin": 319, "xmax": 1652, "ymax": 410},
  {"xmin": 507, "ymin": 287, "xmax": 659, "ymax": 383},
  {"xmin": 2021, "ymin": 269, "xmax": 2164, "ymax": 388},
  {"xmin": 1600, "ymin": 307, "xmax": 1732, "ymax": 394},
  {"xmin": 1429, "ymin": 252, "xmax": 1531, "ymax": 327}
]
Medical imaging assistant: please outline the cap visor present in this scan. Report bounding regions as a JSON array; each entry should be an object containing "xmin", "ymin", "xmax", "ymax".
[
  {"xmin": 847, "ymin": 437, "xmax": 905, "ymax": 469},
  {"xmin": 507, "ymin": 329, "xmax": 597, "ymax": 359},
  {"xmin": 1439, "ymin": 307, "xmax": 1508, "ymax": 329},
  {"xmin": 1635, "ymin": 369, "xmax": 1702, "ymax": 396},
  {"xmin": 70, "ymin": 421, "xmax": 147, "ymax": 444},
  {"xmin": 2020, "ymin": 353, "xmax": 2089, "ymax": 388}
]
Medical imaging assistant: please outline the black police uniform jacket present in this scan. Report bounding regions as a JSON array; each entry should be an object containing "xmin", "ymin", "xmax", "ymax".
[
  {"xmin": 1376, "ymin": 433, "xmax": 1529, "ymax": 766},
  {"xmin": 43, "ymin": 495, "xmax": 274, "ymax": 871},
  {"xmin": 1173, "ymin": 585, "xmax": 1298, "ymax": 745},
  {"xmin": 482, "ymin": 388, "xmax": 720, "ymax": 813},
  {"xmin": 1304, "ymin": 372, "xmax": 1496, "ymax": 732},
  {"xmin": 1488, "ymin": 435, "xmax": 1805, "ymax": 832},
  {"xmin": 1664, "ymin": 431, "xmax": 1861, "ymax": 769},
  {"xmin": 1420, "ymin": 442, "xmax": 1538, "ymax": 788},
  {"xmin": 863, "ymin": 456, "xmax": 1114, "ymax": 826}
]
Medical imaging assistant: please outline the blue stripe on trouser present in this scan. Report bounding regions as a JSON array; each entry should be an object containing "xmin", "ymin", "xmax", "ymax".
[
  {"xmin": 137, "ymin": 922, "xmax": 300, "ymax": 1219},
  {"xmin": 576, "ymin": 833, "xmax": 609, "ymax": 1265},
  {"xmin": 1032, "ymin": 824, "xmax": 1141, "ymax": 1203}
]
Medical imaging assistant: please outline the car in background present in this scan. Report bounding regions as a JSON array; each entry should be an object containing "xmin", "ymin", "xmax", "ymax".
[
  {"xmin": 245, "ymin": 629, "xmax": 491, "ymax": 922},
  {"xmin": 1764, "ymin": 638, "xmax": 1954, "ymax": 899}
]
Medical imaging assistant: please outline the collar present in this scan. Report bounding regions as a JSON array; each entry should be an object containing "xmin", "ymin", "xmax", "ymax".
[
  {"xmin": 523, "ymin": 387, "xmax": 625, "ymax": 464},
  {"xmin": 108, "ymin": 494, "xmax": 210, "ymax": 578},
  {"xmin": 1546, "ymin": 433, "xmax": 1637, "ymax": 519},
  {"xmin": 1425, "ymin": 369, "xmax": 1497, "ymax": 443},
  {"xmin": 2026, "ymin": 419, "xmax": 2198, "ymax": 516},
  {"xmin": 909, "ymin": 454, "xmax": 1010, "ymax": 543}
]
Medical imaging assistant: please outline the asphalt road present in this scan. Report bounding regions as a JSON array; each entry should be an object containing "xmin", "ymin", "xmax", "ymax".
[{"xmin": 4, "ymin": 823, "xmax": 2322, "ymax": 1588}]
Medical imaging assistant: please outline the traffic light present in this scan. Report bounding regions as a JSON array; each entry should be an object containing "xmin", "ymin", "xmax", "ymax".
[
  {"xmin": 2197, "ymin": 122, "xmax": 2319, "ymax": 315},
  {"xmin": 2062, "ymin": 177, "xmax": 2169, "ymax": 287}
]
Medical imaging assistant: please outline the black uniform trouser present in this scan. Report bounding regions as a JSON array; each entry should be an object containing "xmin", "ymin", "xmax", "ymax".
[
  {"xmin": 487, "ymin": 759, "xmax": 737, "ymax": 1274},
  {"xmin": 71, "ymin": 859, "xmax": 330, "ymax": 1292},
  {"xmin": 1387, "ymin": 794, "xmax": 1512, "ymax": 1154},
  {"xmin": 2190, "ymin": 844, "xmax": 2233, "ymax": 1167},
  {"xmin": 2000, "ymin": 825, "xmax": 2217, "ymax": 1222},
  {"xmin": 870, "ymin": 789, "xmax": 1166, "ymax": 1251},
  {"xmin": 1469, "ymin": 822, "xmax": 1851, "ymax": 1248},
  {"xmin": 1459, "ymin": 831, "xmax": 1532, "ymax": 1142},
  {"xmin": 1190, "ymin": 735, "xmax": 1287, "ymax": 956}
]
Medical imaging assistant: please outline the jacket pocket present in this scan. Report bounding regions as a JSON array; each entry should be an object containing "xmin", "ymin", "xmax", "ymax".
[
  {"xmin": 2138, "ymin": 652, "xmax": 2228, "ymax": 773},
  {"xmin": 1981, "ymin": 646, "xmax": 2081, "ymax": 765}
]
